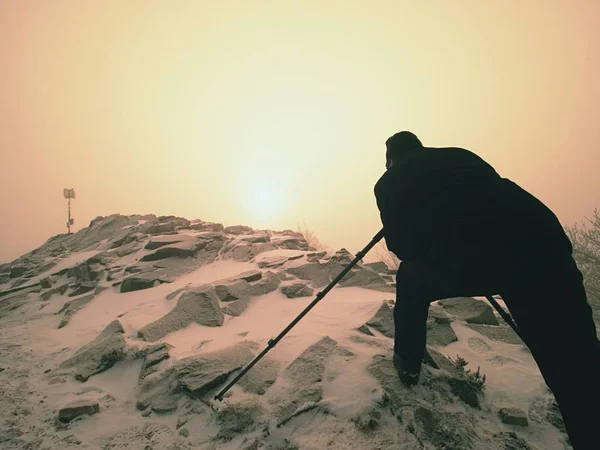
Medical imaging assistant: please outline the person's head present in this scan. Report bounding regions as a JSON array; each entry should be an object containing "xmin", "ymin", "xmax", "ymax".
[{"xmin": 385, "ymin": 131, "xmax": 423, "ymax": 169}]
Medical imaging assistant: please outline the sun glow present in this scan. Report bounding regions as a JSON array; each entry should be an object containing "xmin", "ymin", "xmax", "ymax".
[{"xmin": 240, "ymin": 180, "xmax": 285, "ymax": 224}]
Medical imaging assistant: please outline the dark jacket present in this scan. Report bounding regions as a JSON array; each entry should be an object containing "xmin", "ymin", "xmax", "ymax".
[{"xmin": 374, "ymin": 147, "xmax": 573, "ymax": 281}]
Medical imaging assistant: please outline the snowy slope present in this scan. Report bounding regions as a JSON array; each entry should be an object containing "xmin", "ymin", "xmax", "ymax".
[{"xmin": 0, "ymin": 214, "xmax": 570, "ymax": 449}]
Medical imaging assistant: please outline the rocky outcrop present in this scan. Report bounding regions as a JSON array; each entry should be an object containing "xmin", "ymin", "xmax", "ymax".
[
  {"xmin": 438, "ymin": 297, "xmax": 499, "ymax": 325},
  {"xmin": 498, "ymin": 407, "xmax": 528, "ymax": 427},
  {"xmin": 174, "ymin": 342, "xmax": 256, "ymax": 397},
  {"xmin": 60, "ymin": 320, "xmax": 127, "ymax": 382},
  {"xmin": 138, "ymin": 286, "xmax": 224, "ymax": 341},
  {"xmin": 58, "ymin": 399, "xmax": 100, "ymax": 422},
  {"xmin": 140, "ymin": 240, "xmax": 204, "ymax": 262},
  {"xmin": 281, "ymin": 283, "xmax": 314, "ymax": 298}
]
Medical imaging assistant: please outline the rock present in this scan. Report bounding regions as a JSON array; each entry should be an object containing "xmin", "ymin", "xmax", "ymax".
[
  {"xmin": 338, "ymin": 267, "xmax": 395, "ymax": 293},
  {"xmin": 56, "ymin": 294, "xmax": 95, "ymax": 328},
  {"xmin": 232, "ymin": 270, "xmax": 263, "ymax": 283},
  {"xmin": 356, "ymin": 324, "xmax": 375, "ymax": 336},
  {"xmin": 466, "ymin": 323, "xmax": 523, "ymax": 345},
  {"xmin": 176, "ymin": 417, "xmax": 188, "ymax": 429},
  {"xmin": 423, "ymin": 348, "xmax": 481, "ymax": 408},
  {"xmin": 306, "ymin": 251, "xmax": 327, "ymax": 262},
  {"xmin": 438, "ymin": 297, "xmax": 499, "ymax": 325},
  {"xmin": 138, "ymin": 286, "xmax": 224, "ymax": 341},
  {"xmin": 120, "ymin": 276, "xmax": 160, "ymax": 293},
  {"xmin": 499, "ymin": 407, "xmax": 529, "ymax": 427},
  {"xmin": 329, "ymin": 248, "xmax": 354, "ymax": 265},
  {"xmin": 365, "ymin": 302, "xmax": 395, "ymax": 339},
  {"xmin": 427, "ymin": 319, "xmax": 458, "ymax": 347},
  {"xmin": 286, "ymin": 263, "xmax": 331, "ymax": 288},
  {"xmin": 216, "ymin": 398, "xmax": 266, "ymax": 440},
  {"xmin": 41, "ymin": 283, "xmax": 69, "ymax": 301},
  {"xmin": 174, "ymin": 342, "xmax": 255, "ymax": 397},
  {"xmin": 214, "ymin": 279, "xmax": 253, "ymax": 302},
  {"xmin": 178, "ymin": 428, "xmax": 189, "ymax": 437},
  {"xmin": 412, "ymin": 405, "xmax": 476, "ymax": 449},
  {"xmin": 60, "ymin": 320, "xmax": 126, "ymax": 381},
  {"xmin": 238, "ymin": 356, "xmax": 280, "ymax": 395},
  {"xmin": 281, "ymin": 283, "xmax": 314, "ymax": 298},
  {"xmin": 136, "ymin": 369, "xmax": 181, "ymax": 413},
  {"xmin": 68, "ymin": 282, "xmax": 96, "ymax": 297},
  {"xmin": 140, "ymin": 344, "xmax": 170, "ymax": 379},
  {"xmin": 114, "ymin": 242, "xmax": 141, "ymax": 257},
  {"xmin": 222, "ymin": 297, "xmax": 249, "ymax": 317},
  {"xmin": 40, "ymin": 277, "xmax": 52, "ymax": 289},
  {"xmin": 242, "ymin": 232, "xmax": 270, "ymax": 243},
  {"xmin": 191, "ymin": 221, "xmax": 224, "ymax": 232},
  {"xmin": 141, "ymin": 240, "xmax": 204, "ymax": 262},
  {"xmin": 166, "ymin": 286, "xmax": 189, "ymax": 300},
  {"xmin": 145, "ymin": 235, "xmax": 189, "ymax": 250},
  {"xmin": 364, "ymin": 261, "xmax": 393, "ymax": 274},
  {"xmin": 139, "ymin": 221, "xmax": 176, "ymax": 235},
  {"xmin": 271, "ymin": 236, "xmax": 309, "ymax": 251},
  {"xmin": 9, "ymin": 265, "xmax": 30, "ymax": 278},
  {"xmin": 223, "ymin": 225, "xmax": 254, "ymax": 235},
  {"xmin": 270, "ymin": 337, "xmax": 349, "ymax": 424},
  {"xmin": 58, "ymin": 399, "xmax": 100, "ymax": 422},
  {"xmin": 257, "ymin": 255, "xmax": 289, "ymax": 269},
  {"xmin": 429, "ymin": 304, "xmax": 451, "ymax": 324}
]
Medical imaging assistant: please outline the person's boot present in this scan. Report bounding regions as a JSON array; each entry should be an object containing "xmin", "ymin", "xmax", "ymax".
[{"xmin": 393, "ymin": 352, "xmax": 421, "ymax": 386}]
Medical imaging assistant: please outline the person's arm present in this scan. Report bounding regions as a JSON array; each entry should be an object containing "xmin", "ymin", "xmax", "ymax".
[{"xmin": 374, "ymin": 173, "xmax": 433, "ymax": 262}]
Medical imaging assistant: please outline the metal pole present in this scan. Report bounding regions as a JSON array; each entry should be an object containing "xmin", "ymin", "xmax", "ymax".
[
  {"xmin": 68, "ymin": 197, "xmax": 72, "ymax": 234},
  {"xmin": 214, "ymin": 228, "xmax": 385, "ymax": 401},
  {"xmin": 485, "ymin": 295, "xmax": 523, "ymax": 340}
]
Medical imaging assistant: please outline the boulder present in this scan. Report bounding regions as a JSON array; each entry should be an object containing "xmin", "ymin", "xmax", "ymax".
[
  {"xmin": 140, "ymin": 240, "xmax": 204, "ymax": 262},
  {"xmin": 338, "ymin": 267, "xmax": 395, "ymax": 293},
  {"xmin": 257, "ymin": 255, "xmax": 289, "ymax": 269},
  {"xmin": 286, "ymin": 263, "xmax": 331, "ymax": 288},
  {"xmin": 174, "ymin": 342, "xmax": 256, "ymax": 397},
  {"xmin": 242, "ymin": 232, "xmax": 270, "ymax": 243},
  {"xmin": 271, "ymin": 237, "xmax": 309, "ymax": 251},
  {"xmin": 140, "ymin": 344, "xmax": 170, "ymax": 379},
  {"xmin": 68, "ymin": 281, "xmax": 96, "ymax": 297},
  {"xmin": 329, "ymin": 248, "xmax": 354, "ymax": 265},
  {"xmin": 438, "ymin": 297, "xmax": 499, "ymax": 325},
  {"xmin": 120, "ymin": 276, "xmax": 160, "ymax": 293},
  {"xmin": 40, "ymin": 277, "xmax": 53, "ymax": 289},
  {"xmin": 364, "ymin": 261, "xmax": 394, "ymax": 274},
  {"xmin": 214, "ymin": 279, "xmax": 252, "ymax": 302},
  {"xmin": 281, "ymin": 283, "xmax": 314, "ymax": 298},
  {"xmin": 221, "ymin": 298, "xmax": 250, "ymax": 317},
  {"xmin": 427, "ymin": 318, "xmax": 458, "ymax": 347},
  {"xmin": 60, "ymin": 320, "xmax": 126, "ymax": 382},
  {"xmin": 144, "ymin": 235, "xmax": 190, "ymax": 250},
  {"xmin": 138, "ymin": 286, "xmax": 224, "ymax": 341},
  {"xmin": 58, "ymin": 399, "xmax": 100, "ymax": 422},
  {"xmin": 466, "ymin": 323, "xmax": 523, "ymax": 345},
  {"xmin": 136, "ymin": 369, "xmax": 181, "ymax": 413},
  {"xmin": 498, "ymin": 407, "xmax": 529, "ymax": 427},
  {"xmin": 269, "ymin": 337, "xmax": 350, "ymax": 424},
  {"xmin": 9, "ymin": 265, "xmax": 30, "ymax": 278},
  {"xmin": 365, "ymin": 302, "xmax": 395, "ymax": 339},
  {"xmin": 139, "ymin": 221, "xmax": 176, "ymax": 235},
  {"xmin": 223, "ymin": 225, "xmax": 254, "ymax": 235},
  {"xmin": 191, "ymin": 221, "xmax": 224, "ymax": 232}
]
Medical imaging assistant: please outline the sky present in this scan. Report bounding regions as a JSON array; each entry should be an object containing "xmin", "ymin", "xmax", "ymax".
[{"xmin": 1, "ymin": 0, "xmax": 599, "ymax": 263}]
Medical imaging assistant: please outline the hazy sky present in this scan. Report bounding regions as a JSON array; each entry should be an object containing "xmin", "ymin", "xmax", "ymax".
[{"xmin": 1, "ymin": 1, "xmax": 598, "ymax": 263}]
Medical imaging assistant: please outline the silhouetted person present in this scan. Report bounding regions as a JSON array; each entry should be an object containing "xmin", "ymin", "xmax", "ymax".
[{"xmin": 374, "ymin": 131, "xmax": 600, "ymax": 449}]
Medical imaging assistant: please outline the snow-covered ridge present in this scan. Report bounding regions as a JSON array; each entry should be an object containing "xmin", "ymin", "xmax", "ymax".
[{"xmin": 0, "ymin": 214, "xmax": 570, "ymax": 449}]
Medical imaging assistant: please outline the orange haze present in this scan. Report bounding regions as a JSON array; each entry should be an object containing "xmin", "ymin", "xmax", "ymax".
[{"xmin": 1, "ymin": 0, "xmax": 599, "ymax": 262}]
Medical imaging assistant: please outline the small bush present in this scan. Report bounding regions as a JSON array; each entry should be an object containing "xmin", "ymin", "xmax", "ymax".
[{"xmin": 451, "ymin": 355, "xmax": 487, "ymax": 392}]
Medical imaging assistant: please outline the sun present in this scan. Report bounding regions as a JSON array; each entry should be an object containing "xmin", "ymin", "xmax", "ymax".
[{"xmin": 240, "ymin": 180, "xmax": 284, "ymax": 224}]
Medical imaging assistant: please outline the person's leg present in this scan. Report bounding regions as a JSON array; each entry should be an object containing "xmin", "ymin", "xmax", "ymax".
[
  {"xmin": 501, "ymin": 261, "xmax": 600, "ymax": 449},
  {"xmin": 393, "ymin": 260, "xmax": 501, "ymax": 385}
]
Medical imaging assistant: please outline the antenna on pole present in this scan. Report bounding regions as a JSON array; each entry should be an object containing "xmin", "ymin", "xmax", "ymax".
[{"xmin": 63, "ymin": 188, "xmax": 76, "ymax": 234}]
